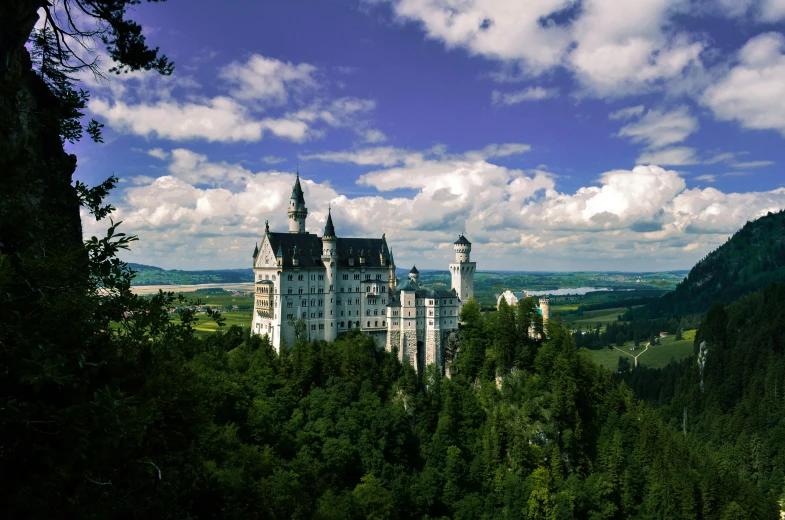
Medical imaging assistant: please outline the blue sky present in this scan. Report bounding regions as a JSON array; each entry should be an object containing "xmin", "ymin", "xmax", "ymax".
[{"xmin": 64, "ymin": 0, "xmax": 785, "ymax": 271}]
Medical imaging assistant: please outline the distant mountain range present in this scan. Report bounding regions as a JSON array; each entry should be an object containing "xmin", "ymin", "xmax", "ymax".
[
  {"xmin": 628, "ymin": 209, "xmax": 785, "ymax": 319},
  {"xmin": 128, "ymin": 263, "xmax": 254, "ymax": 286}
]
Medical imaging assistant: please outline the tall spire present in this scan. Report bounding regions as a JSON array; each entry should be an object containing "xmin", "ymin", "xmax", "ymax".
[
  {"xmin": 291, "ymin": 169, "xmax": 305, "ymax": 204},
  {"xmin": 323, "ymin": 204, "xmax": 336, "ymax": 237}
]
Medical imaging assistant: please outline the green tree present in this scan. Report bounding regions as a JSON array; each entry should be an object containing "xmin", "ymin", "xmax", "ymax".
[{"xmin": 353, "ymin": 474, "xmax": 395, "ymax": 520}]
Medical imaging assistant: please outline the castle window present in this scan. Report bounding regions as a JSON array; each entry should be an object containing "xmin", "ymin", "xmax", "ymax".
[
  {"xmin": 355, "ymin": 298, "xmax": 360, "ymax": 305},
  {"xmin": 356, "ymin": 321, "xmax": 360, "ymax": 327},
  {"xmin": 367, "ymin": 321, "xmax": 371, "ymax": 327},
  {"xmin": 302, "ymin": 299, "xmax": 307, "ymax": 307},
  {"xmin": 298, "ymin": 274, "xmax": 304, "ymax": 281},
  {"xmin": 365, "ymin": 274, "xmax": 371, "ymax": 280},
  {"xmin": 329, "ymin": 285, "xmax": 333, "ymax": 291},
  {"xmin": 354, "ymin": 274, "xmax": 360, "ymax": 280},
  {"xmin": 429, "ymin": 321, "xmax": 433, "ymax": 325},
  {"xmin": 375, "ymin": 321, "xmax": 378, "ymax": 327},
  {"xmin": 318, "ymin": 274, "xmax": 324, "ymax": 281},
  {"xmin": 341, "ymin": 311, "xmax": 344, "ymax": 316},
  {"xmin": 340, "ymin": 287, "xmax": 344, "ymax": 292},
  {"xmin": 302, "ymin": 312, "xmax": 306, "ymax": 318},
  {"xmin": 311, "ymin": 299, "xmax": 315, "ymax": 306},
  {"xmin": 298, "ymin": 287, "xmax": 303, "ymax": 295},
  {"xmin": 311, "ymin": 274, "xmax": 316, "ymax": 281},
  {"xmin": 319, "ymin": 312, "xmax": 323, "ymax": 318},
  {"xmin": 288, "ymin": 275, "xmax": 293, "ymax": 281},
  {"xmin": 311, "ymin": 313, "xmax": 315, "ymax": 318},
  {"xmin": 342, "ymin": 274, "xmax": 349, "ymax": 280},
  {"xmin": 356, "ymin": 286, "xmax": 360, "ymax": 292},
  {"xmin": 374, "ymin": 310, "xmax": 378, "ymax": 316},
  {"xmin": 340, "ymin": 321, "xmax": 344, "ymax": 328},
  {"xmin": 382, "ymin": 299, "xmax": 386, "ymax": 305},
  {"xmin": 311, "ymin": 287, "xmax": 315, "ymax": 294},
  {"xmin": 287, "ymin": 314, "xmax": 293, "ymax": 320},
  {"xmin": 319, "ymin": 324, "xmax": 324, "ymax": 330},
  {"xmin": 382, "ymin": 286, "xmax": 386, "ymax": 293},
  {"xmin": 366, "ymin": 310, "xmax": 371, "ymax": 316},
  {"xmin": 318, "ymin": 288, "xmax": 323, "ymax": 293},
  {"xmin": 382, "ymin": 321, "xmax": 386, "ymax": 327},
  {"xmin": 311, "ymin": 325, "xmax": 316, "ymax": 330},
  {"xmin": 376, "ymin": 274, "xmax": 381, "ymax": 280},
  {"xmin": 288, "ymin": 288, "xmax": 293, "ymax": 294},
  {"xmin": 287, "ymin": 301, "xmax": 293, "ymax": 308},
  {"xmin": 337, "ymin": 298, "xmax": 342, "ymax": 305},
  {"xmin": 319, "ymin": 299, "xmax": 323, "ymax": 306}
]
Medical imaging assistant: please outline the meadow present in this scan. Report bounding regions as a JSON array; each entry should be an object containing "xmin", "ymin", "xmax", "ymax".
[{"xmin": 585, "ymin": 329, "xmax": 696, "ymax": 372}]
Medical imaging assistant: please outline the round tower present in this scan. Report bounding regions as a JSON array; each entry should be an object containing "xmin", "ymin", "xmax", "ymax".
[
  {"xmin": 288, "ymin": 171, "xmax": 308, "ymax": 233},
  {"xmin": 449, "ymin": 234, "xmax": 476, "ymax": 302},
  {"xmin": 539, "ymin": 297, "xmax": 550, "ymax": 324},
  {"xmin": 322, "ymin": 207, "xmax": 337, "ymax": 341},
  {"xmin": 409, "ymin": 265, "xmax": 420, "ymax": 285}
]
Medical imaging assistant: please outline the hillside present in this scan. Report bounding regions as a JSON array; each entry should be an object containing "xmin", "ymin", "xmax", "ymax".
[
  {"xmin": 128, "ymin": 263, "xmax": 254, "ymax": 286},
  {"xmin": 627, "ymin": 209, "xmax": 785, "ymax": 319}
]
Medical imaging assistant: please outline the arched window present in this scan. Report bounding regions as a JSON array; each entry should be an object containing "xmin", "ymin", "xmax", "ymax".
[
  {"xmin": 288, "ymin": 287, "xmax": 293, "ymax": 294},
  {"xmin": 287, "ymin": 274, "xmax": 293, "ymax": 281},
  {"xmin": 302, "ymin": 299, "xmax": 307, "ymax": 307},
  {"xmin": 298, "ymin": 287, "xmax": 303, "ymax": 295}
]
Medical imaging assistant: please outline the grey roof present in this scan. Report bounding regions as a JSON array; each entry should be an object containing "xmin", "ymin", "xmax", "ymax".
[
  {"xmin": 409, "ymin": 265, "xmax": 419, "ymax": 274},
  {"xmin": 291, "ymin": 173, "xmax": 305, "ymax": 204},
  {"xmin": 264, "ymin": 232, "xmax": 392, "ymax": 268},
  {"xmin": 454, "ymin": 234, "xmax": 471, "ymax": 246},
  {"xmin": 387, "ymin": 287, "xmax": 457, "ymax": 307},
  {"xmin": 323, "ymin": 208, "xmax": 336, "ymax": 237}
]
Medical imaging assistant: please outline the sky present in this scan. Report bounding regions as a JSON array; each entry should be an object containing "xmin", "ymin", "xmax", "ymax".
[{"xmin": 60, "ymin": 0, "xmax": 785, "ymax": 271}]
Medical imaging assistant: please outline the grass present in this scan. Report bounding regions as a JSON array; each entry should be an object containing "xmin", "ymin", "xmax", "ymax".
[
  {"xmin": 174, "ymin": 311, "xmax": 252, "ymax": 337},
  {"xmin": 561, "ymin": 307, "xmax": 627, "ymax": 327},
  {"xmin": 638, "ymin": 330, "xmax": 695, "ymax": 369},
  {"xmin": 582, "ymin": 347, "xmax": 629, "ymax": 372},
  {"xmin": 585, "ymin": 329, "xmax": 696, "ymax": 372}
]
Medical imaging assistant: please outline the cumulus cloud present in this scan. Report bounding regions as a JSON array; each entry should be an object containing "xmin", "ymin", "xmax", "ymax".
[
  {"xmin": 86, "ymin": 52, "xmax": 379, "ymax": 143},
  {"xmin": 491, "ymin": 87, "xmax": 558, "ymax": 105},
  {"xmin": 219, "ymin": 55, "xmax": 318, "ymax": 103},
  {"xmin": 372, "ymin": 0, "xmax": 704, "ymax": 98},
  {"xmin": 703, "ymin": 32, "xmax": 785, "ymax": 136},
  {"xmin": 95, "ymin": 144, "xmax": 785, "ymax": 271},
  {"xmin": 609, "ymin": 105, "xmax": 645, "ymax": 120}
]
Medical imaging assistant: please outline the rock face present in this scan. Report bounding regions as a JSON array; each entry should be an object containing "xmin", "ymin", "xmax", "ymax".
[{"xmin": 0, "ymin": 42, "xmax": 83, "ymax": 258}]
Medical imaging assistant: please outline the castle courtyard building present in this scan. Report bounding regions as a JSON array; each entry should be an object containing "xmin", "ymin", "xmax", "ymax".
[{"xmin": 251, "ymin": 174, "xmax": 475, "ymax": 374}]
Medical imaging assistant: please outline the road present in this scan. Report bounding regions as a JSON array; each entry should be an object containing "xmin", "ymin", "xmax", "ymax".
[{"xmin": 612, "ymin": 342, "xmax": 650, "ymax": 367}]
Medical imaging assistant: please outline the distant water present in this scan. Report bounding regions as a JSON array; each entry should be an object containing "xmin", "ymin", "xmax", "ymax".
[{"xmin": 525, "ymin": 287, "xmax": 630, "ymax": 296}]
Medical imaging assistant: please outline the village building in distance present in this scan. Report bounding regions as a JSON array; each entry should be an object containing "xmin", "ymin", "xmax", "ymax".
[{"xmin": 251, "ymin": 173, "xmax": 475, "ymax": 374}]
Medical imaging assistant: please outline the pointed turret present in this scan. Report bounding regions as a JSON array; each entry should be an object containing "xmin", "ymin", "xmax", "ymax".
[
  {"xmin": 252, "ymin": 242, "xmax": 259, "ymax": 258},
  {"xmin": 291, "ymin": 170, "xmax": 305, "ymax": 204},
  {"xmin": 323, "ymin": 206, "xmax": 336, "ymax": 238},
  {"xmin": 288, "ymin": 168, "xmax": 308, "ymax": 233},
  {"xmin": 409, "ymin": 265, "xmax": 419, "ymax": 284}
]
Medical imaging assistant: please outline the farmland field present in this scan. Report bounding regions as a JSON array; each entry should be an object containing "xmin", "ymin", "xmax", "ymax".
[
  {"xmin": 561, "ymin": 307, "xmax": 626, "ymax": 327},
  {"xmin": 585, "ymin": 329, "xmax": 696, "ymax": 372}
]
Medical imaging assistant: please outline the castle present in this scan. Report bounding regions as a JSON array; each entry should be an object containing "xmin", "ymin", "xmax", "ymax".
[{"xmin": 251, "ymin": 173, "xmax": 475, "ymax": 374}]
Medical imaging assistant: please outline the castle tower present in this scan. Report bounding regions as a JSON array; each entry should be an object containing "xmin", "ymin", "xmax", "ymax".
[
  {"xmin": 449, "ymin": 234, "xmax": 475, "ymax": 302},
  {"xmin": 539, "ymin": 297, "xmax": 550, "ymax": 324},
  {"xmin": 409, "ymin": 265, "xmax": 420, "ymax": 285},
  {"xmin": 322, "ymin": 207, "xmax": 338, "ymax": 341},
  {"xmin": 288, "ymin": 171, "xmax": 308, "ymax": 233}
]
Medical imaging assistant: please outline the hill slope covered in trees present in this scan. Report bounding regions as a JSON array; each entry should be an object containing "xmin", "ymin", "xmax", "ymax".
[{"xmin": 626, "ymin": 209, "xmax": 785, "ymax": 320}]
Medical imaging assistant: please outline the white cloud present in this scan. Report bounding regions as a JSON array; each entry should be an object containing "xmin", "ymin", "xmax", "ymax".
[
  {"xmin": 147, "ymin": 148, "xmax": 169, "ymax": 160},
  {"xmin": 609, "ymin": 105, "xmax": 646, "ymax": 120},
  {"xmin": 375, "ymin": 0, "xmax": 704, "ymax": 98},
  {"xmin": 617, "ymin": 106, "xmax": 699, "ymax": 149},
  {"xmin": 694, "ymin": 174, "xmax": 717, "ymax": 183},
  {"xmin": 733, "ymin": 160, "xmax": 774, "ymax": 168},
  {"xmin": 262, "ymin": 155, "xmax": 287, "ymax": 164},
  {"xmin": 95, "ymin": 147, "xmax": 785, "ymax": 271},
  {"xmin": 760, "ymin": 0, "xmax": 785, "ymax": 21},
  {"xmin": 703, "ymin": 32, "xmax": 785, "ymax": 136},
  {"xmin": 491, "ymin": 87, "xmax": 558, "ymax": 105},
  {"xmin": 219, "ymin": 55, "xmax": 318, "ymax": 103},
  {"xmin": 363, "ymin": 129, "xmax": 388, "ymax": 143},
  {"xmin": 637, "ymin": 146, "xmax": 700, "ymax": 165}
]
